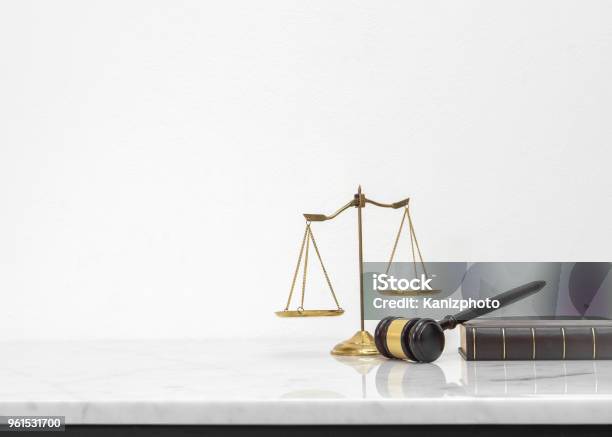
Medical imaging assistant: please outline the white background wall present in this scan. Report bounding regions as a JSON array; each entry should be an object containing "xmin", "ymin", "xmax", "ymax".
[{"xmin": 1, "ymin": 1, "xmax": 611, "ymax": 341}]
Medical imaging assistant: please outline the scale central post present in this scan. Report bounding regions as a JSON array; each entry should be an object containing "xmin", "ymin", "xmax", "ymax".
[
  {"xmin": 357, "ymin": 185, "xmax": 365, "ymax": 332},
  {"xmin": 330, "ymin": 185, "xmax": 379, "ymax": 356}
]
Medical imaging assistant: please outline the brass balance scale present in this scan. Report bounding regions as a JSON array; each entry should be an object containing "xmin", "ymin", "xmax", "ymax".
[{"xmin": 276, "ymin": 186, "xmax": 438, "ymax": 356}]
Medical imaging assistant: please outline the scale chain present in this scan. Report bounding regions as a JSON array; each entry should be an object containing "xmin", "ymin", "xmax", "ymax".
[
  {"xmin": 385, "ymin": 207, "xmax": 407, "ymax": 275},
  {"xmin": 284, "ymin": 223, "xmax": 309, "ymax": 311},
  {"xmin": 299, "ymin": 225, "xmax": 311, "ymax": 311},
  {"xmin": 408, "ymin": 207, "xmax": 418, "ymax": 278},
  {"xmin": 385, "ymin": 206, "xmax": 429, "ymax": 280},
  {"xmin": 308, "ymin": 226, "xmax": 342, "ymax": 310},
  {"xmin": 407, "ymin": 208, "xmax": 429, "ymax": 278}
]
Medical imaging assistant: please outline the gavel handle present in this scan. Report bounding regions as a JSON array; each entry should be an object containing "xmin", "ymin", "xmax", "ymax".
[{"xmin": 438, "ymin": 280, "xmax": 546, "ymax": 330}]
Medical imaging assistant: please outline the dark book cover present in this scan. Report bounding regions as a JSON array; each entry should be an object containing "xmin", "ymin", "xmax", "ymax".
[{"xmin": 459, "ymin": 317, "xmax": 612, "ymax": 361}]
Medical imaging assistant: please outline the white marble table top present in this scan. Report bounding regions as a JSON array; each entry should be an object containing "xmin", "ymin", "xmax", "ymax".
[{"xmin": 1, "ymin": 337, "xmax": 612, "ymax": 424}]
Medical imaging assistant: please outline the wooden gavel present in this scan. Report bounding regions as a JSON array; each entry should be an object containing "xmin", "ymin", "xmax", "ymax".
[{"xmin": 374, "ymin": 280, "xmax": 547, "ymax": 363}]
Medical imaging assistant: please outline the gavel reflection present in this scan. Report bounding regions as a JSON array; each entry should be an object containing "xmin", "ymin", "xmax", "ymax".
[{"xmin": 375, "ymin": 359, "xmax": 459, "ymax": 398}]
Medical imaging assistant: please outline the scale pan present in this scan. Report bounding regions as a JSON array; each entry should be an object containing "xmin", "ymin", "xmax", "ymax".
[
  {"xmin": 377, "ymin": 289, "xmax": 442, "ymax": 297},
  {"xmin": 275, "ymin": 309, "xmax": 345, "ymax": 317}
]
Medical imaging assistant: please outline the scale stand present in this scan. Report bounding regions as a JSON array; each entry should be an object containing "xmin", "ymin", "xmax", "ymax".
[{"xmin": 276, "ymin": 186, "xmax": 427, "ymax": 356}]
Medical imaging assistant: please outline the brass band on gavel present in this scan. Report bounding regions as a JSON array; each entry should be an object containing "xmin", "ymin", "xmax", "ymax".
[{"xmin": 375, "ymin": 317, "xmax": 424, "ymax": 361}]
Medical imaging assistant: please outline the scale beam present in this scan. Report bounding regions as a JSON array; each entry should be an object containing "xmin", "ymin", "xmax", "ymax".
[
  {"xmin": 365, "ymin": 197, "xmax": 409, "ymax": 209},
  {"xmin": 303, "ymin": 196, "xmax": 410, "ymax": 222},
  {"xmin": 303, "ymin": 199, "xmax": 357, "ymax": 222}
]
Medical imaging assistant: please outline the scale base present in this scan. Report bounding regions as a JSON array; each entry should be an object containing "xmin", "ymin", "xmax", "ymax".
[{"xmin": 331, "ymin": 330, "xmax": 379, "ymax": 356}]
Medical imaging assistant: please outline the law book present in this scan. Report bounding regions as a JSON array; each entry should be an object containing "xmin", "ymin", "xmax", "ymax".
[{"xmin": 459, "ymin": 318, "xmax": 612, "ymax": 360}]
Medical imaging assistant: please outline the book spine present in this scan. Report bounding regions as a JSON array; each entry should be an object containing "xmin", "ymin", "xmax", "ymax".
[{"xmin": 460, "ymin": 326, "xmax": 612, "ymax": 360}]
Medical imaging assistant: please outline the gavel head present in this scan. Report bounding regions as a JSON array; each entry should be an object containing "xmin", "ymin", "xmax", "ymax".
[{"xmin": 374, "ymin": 316, "xmax": 445, "ymax": 363}]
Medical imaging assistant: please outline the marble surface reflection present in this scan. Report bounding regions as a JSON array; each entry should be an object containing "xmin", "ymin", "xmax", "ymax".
[
  {"xmin": 462, "ymin": 360, "xmax": 612, "ymax": 395},
  {"xmin": 373, "ymin": 357, "xmax": 612, "ymax": 398},
  {"xmin": 1, "ymin": 338, "xmax": 612, "ymax": 424}
]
